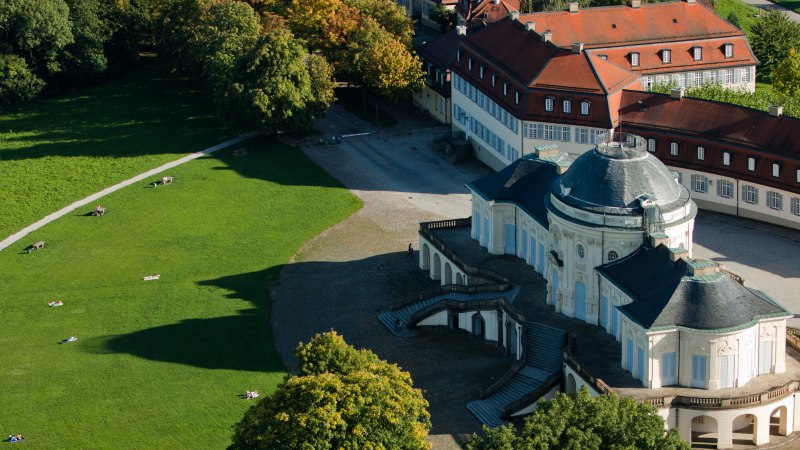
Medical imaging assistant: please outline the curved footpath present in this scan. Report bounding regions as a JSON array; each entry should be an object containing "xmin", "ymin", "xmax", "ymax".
[{"xmin": 0, "ymin": 132, "xmax": 258, "ymax": 252}]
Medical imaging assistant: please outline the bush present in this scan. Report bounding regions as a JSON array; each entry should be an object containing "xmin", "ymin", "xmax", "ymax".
[{"xmin": 0, "ymin": 53, "xmax": 45, "ymax": 111}]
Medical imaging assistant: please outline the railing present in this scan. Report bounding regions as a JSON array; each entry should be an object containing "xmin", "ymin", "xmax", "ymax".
[
  {"xmin": 480, "ymin": 359, "xmax": 526, "ymax": 399},
  {"xmin": 501, "ymin": 371, "xmax": 563, "ymax": 419},
  {"xmin": 563, "ymin": 351, "xmax": 615, "ymax": 395},
  {"xmin": 634, "ymin": 380, "xmax": 800, "ymax": 410},
  {"xmin": 407, "ymin": 297, "xmax": 526, "ymax": 329}
]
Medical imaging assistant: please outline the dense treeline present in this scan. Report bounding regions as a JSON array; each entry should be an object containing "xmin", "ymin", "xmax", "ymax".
[
  {"xmin": 652, "ymin": 83, "xmax": 800, "ymax": 118},
  {"xmin": 0, "ymin": 0, "xmax": 143, "ymax": 110},
  {"xmin": 0, "ymin": 0, "xmax": 424, "ymax": 133}
]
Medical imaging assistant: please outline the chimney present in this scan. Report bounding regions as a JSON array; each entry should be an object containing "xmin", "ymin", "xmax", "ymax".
[
  {"xmin": 542, "ymin": 30, "xmax": 552, "ymax": 42},
  {"xmin": 525, "ymin": 21, "xmax": 536, "ymax": 31},
  {"xmin": 669, "ymin": 247, "xmax": 688, "ymax": 262},
  {"xmin": 509, "ymin": 10, "xmax": 520, "ymax": 21},
  {"xmin": 456, "ymin": 25, "xmax": 467, "ymax": 36},
  {"xmin": 768, "ymin": 105, "xmax": 784, "ymax": 117},
  {"xmin": 631, "ymin": 0, "xmax": 641, "ymax": 7},
  {"xmin": 688, "ymin": 260, "xmax": 717, "ymax": 277},
  {"xmin": 571, "ymin": 42, "xmax": 584, "ymax": 54},
  {"xmin": 670, "ymin": 87, "xmax": 685, "ymax": 100},
  {"xmin": 649, "ymin": 233, "xmax": 670, "ymax": 249},
  {"xmin": 569, "ymin": 2, "xmax": 579, "ymax": 13}
]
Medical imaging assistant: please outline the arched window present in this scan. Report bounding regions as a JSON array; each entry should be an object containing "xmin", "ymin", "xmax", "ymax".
[
  {"xmin": 576, "ymin": 244, "xmax": 585, "ymax": 259},
  {"xmin": 580, "ymin": 100, "xmax": 590, "ymax": 116},
  {"xmin": 545, "ymin": 97, "xmax": 554, "ymax": 112},
  {"xmin": 562, "ymin": 99, "xmax": 572, "ymax": 113}
]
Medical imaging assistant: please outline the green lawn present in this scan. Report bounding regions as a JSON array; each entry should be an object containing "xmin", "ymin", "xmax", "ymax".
[
  {"xmin": 772, "ymin": 0, "xmax": 800, "ymax": 13},
  {"xmin": 0, "ymin": 57, "xmax": 233, "ymax": 238},
  {"xmin": 714, "ymin": 0, "xmax": 762, "ymax": 34},
  {"xmin": 0, "ymin": 136, "xmax": 361, "ymax": 448}
]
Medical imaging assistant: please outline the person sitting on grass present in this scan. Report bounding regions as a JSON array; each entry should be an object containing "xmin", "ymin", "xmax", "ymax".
[
  {"xmin": 59, "ymin": 336, "xmax": 77, "ymax": 344},
  {"xmin": 245, "ymin": 390, "xmax": 259, "ymax": 399}
]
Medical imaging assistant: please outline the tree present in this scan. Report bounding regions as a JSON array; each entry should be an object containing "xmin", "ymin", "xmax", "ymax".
[
  {"xmin": 344, "ymin": 0, "xmax": 414, "ymax": 46},
  {"xmin": 466, "ymin": 387, "xmax": 689, "ymax": 450},
  {"xmin": 0, "ymin": 0, "xmax": 74, "ymax": 76},
  {"xmin": 230, "ymin": 331, "xmax": 431, "ymax": 450},
  {"xmin": 773, "ymin": 47, "xmax": 800, "ymax": 96},
  {"xmin": 217, "ymin": 28, "xmax": 316, "ymax": 132},
  {"xmin": 726, "ymin": 11, "xmax": 740, "ymax": 29},
  {"xmin": 651, "ymin": 82, "xmax": 800, "ymax": 119},
  {"xmin": 198, "ymin": 1, "xmax": 261, "ymax": 91},
  {"xmin": 306, "ymin": 53, "xmax": 337, "ymax": 117},
  {"xmin": 59, "ymin": 0, "xmax": 109, "ymax": 84},
  {"xmin": 430, "ymin": 5, "xmax": 456, "ymax": 33},
  {"xmin": 750, "ymin": 11, "xmax": 800, "ymax": 81},
  {"xmin": 0, "ymin": 53, "xmax": 44, "ymax": 111}
]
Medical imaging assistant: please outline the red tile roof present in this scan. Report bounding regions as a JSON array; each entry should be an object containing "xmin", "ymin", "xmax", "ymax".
[
  {"xmin": 587, "ymin": 36, "xmax": 757, "ymax": 75},
  {"xmin": 519, "ymin": 1, "xmax": 744, "ymax": 48},
  {"xmin": 619, "ymin": 90, "xmax": 800, "ymax": 157}
]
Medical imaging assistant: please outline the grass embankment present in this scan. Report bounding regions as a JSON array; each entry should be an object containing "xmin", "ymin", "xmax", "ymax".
[
  {"xmin": 0, "ymin": 137, "xmax": 362, "ymax": 448},
  {"xmin": 0, "ymin": 58, "xmax": 232, "ymax": 238},
  {"xmin": 714, "ymin": 0, "xmax": 762, "ymax": 34}
]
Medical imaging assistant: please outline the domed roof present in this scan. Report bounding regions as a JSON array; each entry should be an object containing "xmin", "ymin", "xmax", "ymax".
[{"xmin": 552, "ymin": 134, "xmax": 684, "ymax": 215}]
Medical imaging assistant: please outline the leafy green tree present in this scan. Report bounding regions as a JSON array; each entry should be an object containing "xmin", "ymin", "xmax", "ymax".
[
  {"xmin": 726, "ymin": 11, "xmax": 741, "ymax": 29},
  {"xmin": 467, "ymin": 387, "xmax": 689, "ymax": 450},
  {"xmin": 306, "ymin": 53, "xmax": 337, "ymax": 117},
  {"xmin": 773, "ymin": 47, "xmax": 800, "ymax": 96},
  {"xmin": 198, "ymin": 1, "xmax": 261, "ymax": 91},
  {"xmin": 344, "ymin": 0, "xmax": 414, "ymax": 46},
  {"xmin": 465, "ymin": 424, "xmax": 518, "ymax": 450},
  {"xmin": 750, "ymin": 11, "xmax": 800, "ymax": 81},
  {"xmin": 0, "ymin": 53, "xmax": 44, "ymax": 111},
  {"xmin": 230, "ymin": 331, "xmax": 431, "ymax": 450},
  {"xmin": 430, "ymin": 5, "xmax": 457, "ymax": 32},
  {"xmin": 217, "ymin": 27, "xmax": 315, "ymax": 132},
  {"xmin": 158, "ymin": 0, "xmax": 208, "ymax": 76},
  {"xmin": 59, "ymin": 0, "xmax": 109, "ymax": 84},
  {"xmin": 651, "ymin": 82, "xmax": 800, "ymax": 119},
  {"xmin": 0, "ymin": 0, "xmax": 74, "ymax": 76}
]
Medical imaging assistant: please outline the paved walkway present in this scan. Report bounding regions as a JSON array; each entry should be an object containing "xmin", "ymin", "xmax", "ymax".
[
  {"xmin": 741, "ymin": 0, "xmax": 800, "ymax": 23},
  {"xmin": 0, "ymin": 133, "xmax": 258, "ymax": 253}
]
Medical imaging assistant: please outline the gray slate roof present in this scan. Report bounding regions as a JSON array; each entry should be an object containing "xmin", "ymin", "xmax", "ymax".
[
  {"xmin": 553, "ymin": 147, "xmax": 687, "ymax": 215},
  {"xmin": 598, "ymin": 245, "xmax": 791, "ymax": 331},
  {"xmin": 467, "ymin": 156, "xmax": 560, "ymax": 226}
]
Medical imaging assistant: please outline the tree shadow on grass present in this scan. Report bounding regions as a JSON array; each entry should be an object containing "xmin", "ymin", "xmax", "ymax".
[{"xmin": 85, "ymin": 266, "xmax": 284, "ymax": 373}]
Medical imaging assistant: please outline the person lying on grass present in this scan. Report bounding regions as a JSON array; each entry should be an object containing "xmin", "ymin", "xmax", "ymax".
[
  {"xmin": 48, "ymin": 300, "xmax": 63, "ymax": 307},
  {"xmin": 58, "ymin": 336, "xmax": 77, "ymax": 344},
  {"xmin": 143, "ymin": 274, "xmax": 160, "ymax": 281},
  {"xmin": 6, "ymin": 434, "xmax": 24, "ymax": 442}
]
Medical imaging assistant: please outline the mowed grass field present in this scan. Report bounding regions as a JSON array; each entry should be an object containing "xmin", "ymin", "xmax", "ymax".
[
  {"xmin": 0, "ymin": 58, "xmax": 232, "ymax": 238},
  {"xmin": 0, "ymin": 70, "xmax": 362, "ymax": 447}
]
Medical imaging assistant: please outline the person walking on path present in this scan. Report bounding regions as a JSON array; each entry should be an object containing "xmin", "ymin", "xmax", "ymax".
[{"xmin": 406, "ymin": 243, "xmax": 414, "ymax": 258}]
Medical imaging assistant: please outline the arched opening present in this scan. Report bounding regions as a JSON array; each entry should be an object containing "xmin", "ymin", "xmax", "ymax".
[
  {"xmin": 421, "ymin": 243, "xmax": 430, "ymax": 270},
  {"xmin": 566, "ymin": 373, "xmax": 576, "ymax": 394},
  {"xmin": 455, "ymin": 273, "xmax": 464, "ymax": 285},
  {"xmin": 770, "ymin": 405, "xmax": 789, "ymax": 437},
  {"xmin": 732, "ymin": 413, "xmax": 757, "ymax": 446},
  {"xmin": 471, "ymin": 313, "xmax": 485, "ymax": 338},
  {"xmin": 444, "ymin": 262, "xmax": 453, "ymax": 285},
  {"xmin": 432, "ymin": 253, "xmax": 441, "ymax": 280},
  {"xmin": 574, "ymin": 281, "xmax": 586, "ymax": 321},
  {"xmin": 691, "ymin": 415, "xmax": 718, "ymax": 449},
  {"xmin": 506, "ymin": 323, "xmax": 518, "ymax": 357}
]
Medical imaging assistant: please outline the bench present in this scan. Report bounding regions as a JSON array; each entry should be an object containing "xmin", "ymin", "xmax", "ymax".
[{"xmin": 152, "ymin": 176, "xmax": 174, "ymax": 187}]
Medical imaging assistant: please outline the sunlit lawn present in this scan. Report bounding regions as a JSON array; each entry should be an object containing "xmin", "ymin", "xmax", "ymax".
[
  {"xmin": 0, "ymin": 137, "xmax": 361, "ymax": 448},
  {"xmin": 0, "ymin": 58, "xmax": 233, "ymax": 238}
]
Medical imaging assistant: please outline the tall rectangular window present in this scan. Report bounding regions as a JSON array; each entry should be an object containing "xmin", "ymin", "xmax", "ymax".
[
  {"xmin": 692, "ymin": 354, "xmax": 708, "ymax": 388},
  {"xmin": 719, "ymin": 355, "xmax": 735, "ymax": 389},
  {"xmin": 543, "ymin": 124, "xmax": 555, "ymax": 140},
  {"xmin": 545, "ymin": 97, "xmax": 554, "ymax": 112},
  {"xmin": 626, "ymin": 340, "xmax": 634, "ymax": 373},
  {"xmin": 748, "ymin": 157, "xmax": 756, "ymax": 171},
  {"xmin": 631, "ymin": 52, "xmax": 640, "ymax": 67},
  {"xmin": 662, "ymin": 49, "xmax": 671, "ymax": 64},
  {"xmin": 670, "ymin": 142, "xmax": 679, "ymax": 156},
  {"xmin": 723, "ymin": 152, "xmax": 731, "ymax": 166},
  {"xmin": 773, "ymin": 163, "xmax": 781, "ymax": 178},
  {"xmin": 718, "ymin": 179, "xmax": 733, "ymax": 198},
  {"xmin": 768, "ymin": 191, "xmax": 783, "ymax": 210},
  {"xmin": 662, "ymin": 352, "xmax": 677, "ymax": 386},
  {"xmin": 743, "ymin": 185, "xmax": 758, "ymax": 204},
  {"xmin": 705, "ymin": 71, "xmax": 717, "ymax": 84},
  {"xmin": 697, "ymin": 146, "xmax": 705, "ymax": 161},
  {"xmin": 580, "ymin": 101, "xmax": 590, "ymax": 116},
  {"xmin": 759, "ymin": 340, "xmax": 773, "ymax": 374},
  {"xmin": 692, "ymin": 72, "xmax": 702, "ymax": 86},
  {"xmin": 792, "ymin": 197, "xmax": 800, "ymax": 215},
  {"xmin": 724, "ymin": 43, "xmax": 734, "ymax": 58},
  {"xmin": 563, "ymin": 99, "xmax": 572, "ymax": 113},
  {"xmin": 741, "ymin": 67, "xmax": 751, "ymax": 83},
  {"xmin": 647, "ymin": 138, "xmax": 656, "ymax": 153},
  {"xmin": 723, "ymin": 69, "xmax": 734, "ymax": 85},
  {"xmin": 693, "ymin": 46, "xmax": 702, "ymax": 61},
  {"xmin": 693, "ymin": 175, "xmax": 708, "ymax": 193}
]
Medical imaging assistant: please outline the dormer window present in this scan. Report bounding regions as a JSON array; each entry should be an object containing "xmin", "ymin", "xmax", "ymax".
[
  {"xmin": 773, "ymin": 163, "xmax": 781, "ymax": 178},
  {"xmin": 631, "ymin": 52, "xmax": 640, "ymax": 67},
  {"xmin": 468, "ymin": 57, "xmax": 474, "ymax": 70},
  {"xmin": 580, "ymin": 100, "xmax": 590, "ymax": 115},
  {"xmin": 456, "ymin": 49, "xmax": 462, "ymax": 62},
  {"xmin": 693, "ymin": 46, "xmax": 702, "ymax": 61},
  {"xmin": 748, "ymin": 157, "xmax": 756, "ymax": 171},
  {"xmin": 598, "ymin": 54, "xmax": 608, "ymax": 60},
  {"xmin": 723, "ymin": 152, "xmax": 731, "ymax": 166},
  {"xmin": 491, "ymin": 73, "xmax": 497, "ymax": 87},
  {"xmin": 662, "ymin": 49, "xmax": 671, "ymax": 64},
  {"xmin": 545, "ymin": 97, "xmax": 554, "ymax": 112},
  {"xmin": 515, "ymin": 90, "xmax": 521, "ymax": 105},
  {"xmin": 670, "ymin": 141, "xmax": 679, "ymax": 156},
  {"xmin": 563, "ymin": 99, "xmax": 572, "ymax": 113},
  {"xmin": 479, "ymin": 64, "xmax": 486, "ymax": 79},
  {"xmin": 504, "ymin": 81, "xmax": 510, "ymax": 96},
  {"xmin": 724, "ymin": 43, "xmax": 734, "ymax": 58}
]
